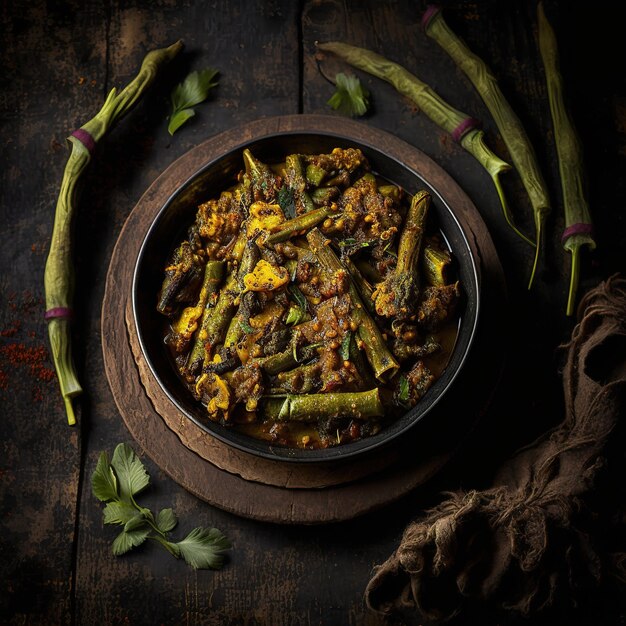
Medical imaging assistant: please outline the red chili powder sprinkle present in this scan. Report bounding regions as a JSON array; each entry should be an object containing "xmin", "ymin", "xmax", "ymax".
[
  {"xmin": 0, "ymin": 321, "xmax": 21, "ymax": 337},
  {"xmin": 0, "ymin": 343, "xmax": 56, "ymax": 383}
]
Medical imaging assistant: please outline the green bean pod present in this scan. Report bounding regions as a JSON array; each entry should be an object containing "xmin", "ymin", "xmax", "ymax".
[
  {"xmin": 423, "ymin": 6, "xmax": 550, "ymax": 286},
  {"xmin": 537, "ymin": 3, "xmax": 595, "ymax": 315},
  {"xmin": 317, "ymin": 40, "xmax": 535, "ymax": 247},
  {"xmin": 44, "ymin": 41, "xmax": 183, "ymax": 425},
  {"xmin": 263, "ymin": 389, "xmax": 384, "ymax": 422},
  {"xmin": 307, "ymin": 228, "xmax": 399, "ymax": 382},
  {"xmin": 265, "ymin": 207, "xmax": 331, "ymax": 244}
]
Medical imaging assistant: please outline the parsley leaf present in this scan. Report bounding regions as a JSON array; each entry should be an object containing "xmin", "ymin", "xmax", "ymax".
[
  {"xmin": 327, "ymin": 73, "xmax": 369, "ymax": 118},
  {"xmin": 157, "ymin": 508, "xmax": 178, "ymax": 533},
  {"xmin": 91, "ymin": 452, "xmax": 118, "ymax": 502},
  {"xmin": 175, "ymin": 527, "xmax": 232, "ymax": 570},
  {"xmin": 112, "ymin": 525, "xmax": 151, "ymax": 556},
  {"xmin": 92, "ymin": 443, "xmax": 230, "ymax": 570},
  {"xmin": 103, "ymin": 502, "xmax": 137, "ymax": 525},
  {"xmin": 168, "ymin": 68, "xmax": 219, "ymax": 135},
  {"xmin": 111, "ymin": 443, "xmax": 150, "ymax": 502}
]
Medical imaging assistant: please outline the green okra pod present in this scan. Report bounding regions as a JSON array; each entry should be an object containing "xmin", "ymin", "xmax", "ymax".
[
  {"xmin": 317, "ymin": 40, "xmax": 534, "ymax": 247},
  {"xmin": 265, "ymin": 207, "xmax": 331, "ymax": 244},
  {"xmin": 537, "ymin": 2, "xmax": 595, "ymax": 316},
  {"xmin": 44, "ymin": 41, "xmax": 183, "ymax": 425},
  {"xmin": 262, "ymin": 389, "xmax": 384, "ymax": 422},
  {"xmin": 307, "ymin": 228, "xmax": 399, "ymax": 382},
  {"xmin": 285, "ymin": 154, "xmax": 316, "ymax": 214},
  {"xmin": 423, "ymin": 6, "xmax": 550, "ymax": 286}
]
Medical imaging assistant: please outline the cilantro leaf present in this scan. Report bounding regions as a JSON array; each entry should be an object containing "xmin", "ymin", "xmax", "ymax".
[
  {"xmin": 168, "ymin": 68, "xmax": 219, "ymax": 135},
  {"xmin": 103, "ymin": 502, "xmax": 137, "ymax": 525},
  {"xmin": 111, "ymin": 443, "xmax": 150, "ymax": 502},
  {"xmin": 340, "ymin": 331, "xmax": 352, "ymax": 361},
  {"xmin": 175, "ymin": 527, "xmax": 232, "ymax": 570},
  {"xmin": 112, "ymin": 526, "xmax": 151, "ymax": 556},
  {"xmin": 93, "ymin": 443, "xmax": 231, "ymax": 569},
  {"xmin": 327, "ymin": 73, "xmax": 369, "ymax": 118},
  {"xmin": 285, "ymin": 285, "xmax": 308, "ymax": 326},
  {"xmin": 168, "ymin": 108, "xmax": 196, "ymax": 135},
  {"xmin": 277, "ymin": 186, "xmax": 296, "ymax": 220},
  {"xmin": 91, "ymin": 452, "xmax": 119, "ymax": 502},
  {"xmin": 397, "ymin": 374, "xmax": 410, "ymax": 406},
  {"xmin": 157, "ymin": 508, "xmax": 178, "ymax": 533}
]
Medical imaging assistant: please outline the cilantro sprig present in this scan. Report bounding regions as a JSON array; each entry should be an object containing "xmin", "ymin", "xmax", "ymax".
[
  {"xmin": 327, "ymin": 73, "xmax": 370, "ymax": 118},
  {"xmin": 92, "ymin": 443, "xmax": 231, "ymax": 569},
  {"xmin": 285, "ymin": 284, "xmax": 308, "ymax": 326},
  {"xmin": 396, "ymin": 374, "xmax": 410, "ymax": 407},
  {"xmin": 168, "ymin": 68, "xmax": 219, "ymax": 135}
]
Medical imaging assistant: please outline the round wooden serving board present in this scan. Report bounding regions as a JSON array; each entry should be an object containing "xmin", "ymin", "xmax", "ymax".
[{"xmin": 102, "ymin": 115, "xmax": 505, "ymax": 524}]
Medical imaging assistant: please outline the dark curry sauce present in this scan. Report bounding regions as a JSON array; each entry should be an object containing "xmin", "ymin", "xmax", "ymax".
[{"xmin": 156, "ymin": 147, "xmax": 462, "ymax": 449}]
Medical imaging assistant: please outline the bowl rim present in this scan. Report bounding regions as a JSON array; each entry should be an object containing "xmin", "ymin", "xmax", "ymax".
[{"xmin": 132, "ymin": 115, "xmax": 481, "ymax": 464}]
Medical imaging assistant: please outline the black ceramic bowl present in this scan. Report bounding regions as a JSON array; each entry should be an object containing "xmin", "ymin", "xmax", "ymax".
[{"xmin": 132, "ymin": 116, "xmax": 480, "ymax": 463}]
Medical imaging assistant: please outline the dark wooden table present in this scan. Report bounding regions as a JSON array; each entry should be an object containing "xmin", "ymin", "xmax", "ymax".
[{"xmin": 2, "ymin": 1, "xmax": 625, "ymax": 624}]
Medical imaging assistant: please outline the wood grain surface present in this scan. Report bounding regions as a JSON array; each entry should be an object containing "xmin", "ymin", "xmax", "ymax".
[{"xmin": 2, "ymin": 1, "xmax": 625, "ymax": 625}]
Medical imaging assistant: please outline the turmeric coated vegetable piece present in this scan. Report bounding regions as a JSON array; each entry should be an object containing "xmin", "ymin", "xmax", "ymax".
[
  {"xmin": 246, "ymin": 201, "xmax": 285, "ymax": 237},
  {"xmin": 195, "ymin": 370, "xmax": 232, "ymax": 422},
  {"xmin": 157, "ymin": 240, "xmax": 205, "ymax": 316},
  {"xmin": 243, "ymin": 149, "xmax": 281, "ymax": 203},
  {"xmin": 304, "ymin": 147, "xmax": 366, "ymax": 176},
  {"xmin": 417, "ymin": 282, "xmax": 461, "ymax": 331},
  {"xmin": 406, "ymin": 360, "xmax": 435, "ymax": 406},
  {"xmin": 196, "ymin": 190, "xmax": 245, "ymax": 250},
  {"xmin": 230, "ymin": 363, "xmax": 264, "ymax": 411},
  {"xmin": 243, "ymin": 259, "xmax": 290, "ymax": 292},
  {"xmin": 373, "ymin": 191, "xmax": 430, "ymax": 319}
]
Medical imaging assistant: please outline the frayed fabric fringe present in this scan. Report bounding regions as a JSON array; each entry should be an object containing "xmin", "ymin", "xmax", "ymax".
[{"xmin": 365, "ymin": 275, "xmax": 626, "ymax": 622}]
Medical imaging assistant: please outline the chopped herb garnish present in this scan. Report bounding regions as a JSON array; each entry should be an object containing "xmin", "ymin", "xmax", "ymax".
[
  {"xmin": 168, "ymin": 68, "xmax": 219, "ymax": 135},
  {"xmin": 92, "ymin": 443, "xmax": 231, "ymax": 569},
  {"xmin": 327, "ymin": 73, "xmax": 370, "ymax": 118},
  {"xmin": 397, "ymin": 374, "xmax": 410, "ymax": 406},
  {"xmin": 240, "ymin": 319, "xmax": 254, "ymax": 334},
  {"xmin": 383, "ymin": 240, "xmax": 397, "ymax": 258},
  {"xmin": 277, "ymin": 186, "xmax": 297, "ymax": 220},
  {"xmin": 285, "ymin": 284, "xmax": 308, "ymax": 326},
  {"xmin": 286, "ymin": 306, "xmax": 305, "ymax": 326},
  {"xmin": 340, "ymin": 331, "xmax": 352, "ymax": 361},
  {"xmin": 339, "ymin": 238, "xmax": 373, "ymax": 251}
]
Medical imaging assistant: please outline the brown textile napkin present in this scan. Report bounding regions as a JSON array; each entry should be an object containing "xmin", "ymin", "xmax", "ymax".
[{"xmin": 365, "ymin": 275, "xmax": 626, "ymax": 621}]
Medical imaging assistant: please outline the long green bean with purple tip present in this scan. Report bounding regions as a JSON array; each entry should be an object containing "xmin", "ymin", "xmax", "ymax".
[
  {"xmin": 537, "ymin": 3, "xmax": 596, "ymax": 315},
  {"xmin": 317, "ymin": 40, "xmax": 534, "ymax": 247},
  {"xmin": 422, "ymin": 5, "xmax": 550, "ymax": 287},
  {"xmin": 44, "ymin": 41, "xmax": 183, "ymax": 425}
]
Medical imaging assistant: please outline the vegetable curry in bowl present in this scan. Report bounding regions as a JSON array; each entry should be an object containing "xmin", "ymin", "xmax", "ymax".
[{"xmin": 155, "ymin": 146, "xmax": 462, "ymax": 450}]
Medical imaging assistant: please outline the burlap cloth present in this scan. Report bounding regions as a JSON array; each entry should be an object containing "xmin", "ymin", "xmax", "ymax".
[{"xmin": 365, "ymin": 275, "xmax": 626, "ymax": 621}]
